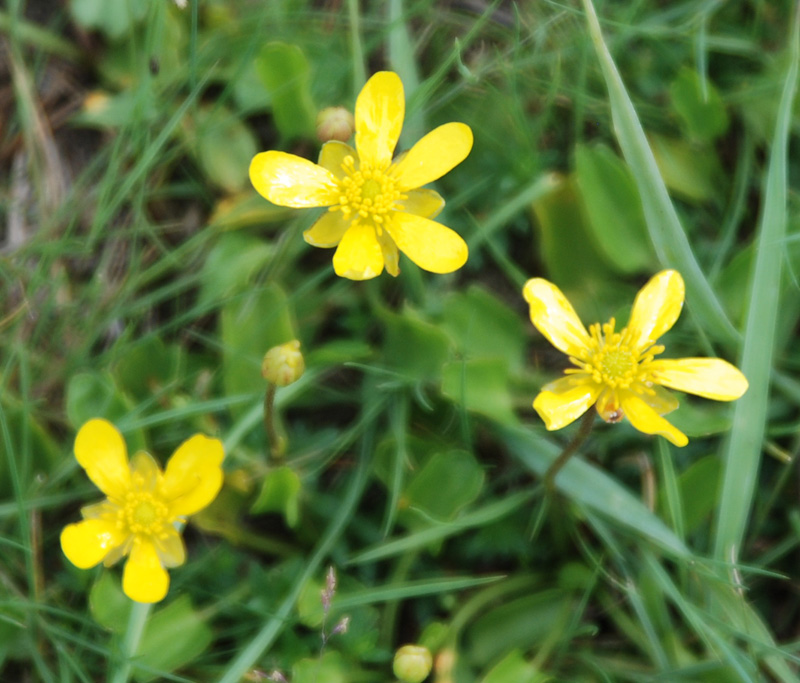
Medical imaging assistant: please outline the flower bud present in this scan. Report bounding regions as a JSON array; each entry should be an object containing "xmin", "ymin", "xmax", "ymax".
[
  {"xmin": 262, "ymin": 340, "xmax": 304, "ymax": 387},
  {"xmin": 316, "ymin": 106, "xmax": 355, "ymax": 143},
  {"xmin": 393, "ymin": 645, "xmax": 433, "ymax": 683}
]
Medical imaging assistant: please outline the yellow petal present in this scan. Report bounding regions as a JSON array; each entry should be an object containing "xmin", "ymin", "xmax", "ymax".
[
  {"xmin": 161, "ymin": 435, "xmax": 225, "ymax": 518},
  {"xmin": 620, "ymin": 392, "xmax": 688, "ymax": 447},
  {"xmin": 318, "ymin": 141, "xmax": 357, "ymax": 178},
  {"xmin": 385, "ymin": 212, "xmax": 468, "ymax": 274},
  {"xmin": 355, "ymin": 71, "xmax": 405, "ymax": 167},
  {"xmin": 522, "ymin": 279, "xmax": 591, "ymax": 358},
  {"xmin": 81, "ymin": 500, "xmax": 119, "ymax": 521},
  {"xmin": 377, "ymin": 230, "xmax": 400, "ymax": 277},
  {"xmin": 122, "ymin": 540, "xmax": 170, "ymax": 603},
  {"xmin": 393, "ymin": 122, "xmax": 473, "ymax": 191},
  {"xmin": 396, "ymin": 188, "xmax": 445, "ymax": 219},
  {"xmin": 303, "ymin": 211, "xmax": 351, "ymax": 248},
  {"xmin": 154, "ymin": 527, "xmax": 186, "ymax": 569},
  {"xmin": 649, "ymin": 358, "xmax": 749, "ymax": 401},
  {"xmin": 129, "ymin": 451, "xmax": 162, "ymax": 491},
  {"xmin": 249, "ymin": 151, "xmax": 338, "ymax": 208},
  {"xmin": 61, "ymin": 519, "xmax": 127, "ymax": 569},
  {"xmin": 74, "ymin": 419, "xmax": 131, "ymax": 499},
  {"xmin": 533, "ymin": 377, "xmax": 601, "ymax": 430},
  {"xmin": 332, "ymin": 221, "xmax": 384, "ymax": 280},
  {"xmin": 626, "ymin": 270, "xmax": 684, "ymax": 350},
  {"xmin": 103, "ymin": 538, "xmax": 133, "ymax": 567},
  {"xmin": 640, "ymin": 384, "xmax": 680, "ymax": 416}
]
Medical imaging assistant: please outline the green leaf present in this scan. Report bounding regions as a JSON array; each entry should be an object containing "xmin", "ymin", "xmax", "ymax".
[
  {"xmin": 114, "ymin": 336, "xmax": 182, "ymax": 400},
  {"xmin": 251, "ymin": 465, "xmax": 302, "ymax": 528},
  {"xmin": 441, "ymin": 358, "xmax": 517, "ymax": 426},
  {"xmin": 65, "ymin": 371, "xmax": 146, "ymax": 452},
  {"xmin": 574, "ymin": 143, "xmax": 654, "ymax": 274},
  {"xmin": 441, "ymin": 285, "xmax": 527, "ymax": 372},
  {"xmin": 134, "ymin": 596, "xmax": 213, "ymax": 682},
  {"xmin": 220, "ymin": 284, "xmax": 295, "ymax": 408},
  {"xmin": 466, "ymin": 591, "xmax": 571, "ymax": 667},
  {"xmin": 207, "ymin": 192, "xmax": 291, "ymax": 232},
  {"xmin": 669, "ymin": 68, "xmax": 729, "ymax": 142},
  {"xmin": 404, "ymin": 450, "xmax": 485, "ymax": 522},
  {"xmin": 193, "ymin": 106, "xmax": 259, "ymax": 193},
  {"xmin": 70, "ymin": 0, "xmax": 150, "ymax": 40},
  {"xmin": 255, "ymin": 42, "xmax": 317, "ymax": 140},
  {"xmin": 668, "ymin": 399, "xmax": 733, "ymax": 438},
  {"xmin": 292, "ymin": 651, "xmax": 346, "ymax": 683},
  {"xmin": 232, "ymin": 61, "xmax": 272, "ymax": 114},
  {"xmin": 89, "ymin": 572, "xmax": 132, "ymax": 634},
  {"xmin": 649, "ymin": 134, "xmax": 721, "ymax": 203},
  {"xmin": 199, "ymin": 232, "xmax": 273, "ymax": 307},
  {"xmin": 481, "ymin": 650, "xmax": 539, "ymax": 683},
  {"xmin": 530, "ymin": 175, "xmax": 612, "ymax": 287},
  {"xmin": 671, "ymin": 456, "xmax": 720, "ymax": 536},
  {"xmin": 382, "ymin": 310, "xmax": 451, "ymax": 383}
]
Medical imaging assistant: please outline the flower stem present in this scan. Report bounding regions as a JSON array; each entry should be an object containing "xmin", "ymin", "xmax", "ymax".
[
  {"xmin": 109, "ymin": 601, "xmax": 151, "ymax": 683},
  {"xmin": 545, "ymin": 410, "xmax": 595, "ymax": 491},
  {"xmin": 263, "ymin": 384, "xmax": 284, "ymax": 459}
]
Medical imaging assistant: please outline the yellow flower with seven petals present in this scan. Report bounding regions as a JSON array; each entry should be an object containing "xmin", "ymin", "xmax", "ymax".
[
  {"xmin": 523, "ymin": 270, "xmax": 748, "ymax": 447},
  {"xmin": 249, "ymin": 71, "xmax": 473, "ymax": 280},
  {"xmin": 60, "ymin": 419, "xmax": 224, "ymax": 603}
]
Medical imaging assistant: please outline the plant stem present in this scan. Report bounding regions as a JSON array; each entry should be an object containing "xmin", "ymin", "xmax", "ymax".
[
  {"xmin": 545, "ymin": 410, "xmax": 595, "ymax": 491},
  {"xmin": 109, "ymin": 601, "xmax": 151, "ymax": 683},
  {"xmin": 263, "ymin": 384, "xmax": 284, "ymax": 459}
]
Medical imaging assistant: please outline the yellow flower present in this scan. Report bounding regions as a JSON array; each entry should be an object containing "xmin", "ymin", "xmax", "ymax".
[
  {"xmin": 249, "ymin": 71, "xmax": 473, "ymax": 280},
  {"xmin": 60, "ymin": 419, "xmax": 224, "ymax": 603},
  {"xmin": 523, "ymin": 270, "xmax": 748, "ymax": 447}
]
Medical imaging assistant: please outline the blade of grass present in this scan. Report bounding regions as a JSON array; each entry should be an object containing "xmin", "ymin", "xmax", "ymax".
[
  {"xmin": 713, "ymin": 3, "xmax": 800, "ymax": 564},
  {"xmin": 580, "ymin": 0, "xmax": 739, "ymax": 347},
  {"xmin": 347, "ymin": 0, "xmax": 366, "ymax": 95},
  {"xmin": 501, "ymin": 425, "xmax": 689, "ymax": 558},
  {"xmin": 643, "ymin": 553, "xmax": 757, "ymax": 682},
  {"xmin": 348, "ymin": 489, "xmax": 537, "ymax": 565},
  {"xmin": 335, "ymin": 575, "xmax": 504, "ymax": 610},
  {"xmin": 214, "ymin": 395, "xmax": 375, "ymax": 683},
  {"xmin": 388, "ymin": 0, "xmax": 424, "ymax": 144}
]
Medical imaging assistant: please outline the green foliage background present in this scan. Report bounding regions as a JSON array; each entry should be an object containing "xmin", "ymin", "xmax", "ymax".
[{"xmin": 1, "ymin": 0, "xmax": 800, "ymax": 681}]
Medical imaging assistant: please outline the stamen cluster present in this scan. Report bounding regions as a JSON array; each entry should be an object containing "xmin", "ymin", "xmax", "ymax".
[
  {"xmin": 566, "ymin": 318, "xmax": 663, "ymax": 391},
  {"xmin": 120, "ymin": 490, "xmax": 170, "ymax": 537},
  {"xmin": 334, "ymin": 156, "xmax": 405, "ymax": 228}
]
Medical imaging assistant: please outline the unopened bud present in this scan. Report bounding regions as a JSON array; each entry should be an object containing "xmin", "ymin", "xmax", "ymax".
[
  {"xmin": 262, "ymin": 340, "xmax": 304, "ymax": 387},
  {"xmin": 393, "ymin": 645, "xmax": 433, "ymax": 683},
  {"xmin": 316, "ymin": 107, "xmax": 355, "ymax": 143}
]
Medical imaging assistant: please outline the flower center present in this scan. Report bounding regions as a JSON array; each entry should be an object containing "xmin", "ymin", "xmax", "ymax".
[
  {"xmin": 567, "ymin": 318, "xmax": 663, "ymax": 391},
  {"xmin": 595, "ymin": 346, "xmax": 638, "ymax": 388},
  {"xmin": 120, "ymin": 491, "xmax": 169, "ymax": 536},
  {"xmin": 333, "ymin": 155, "xmax": 405, "ymax": 227}
]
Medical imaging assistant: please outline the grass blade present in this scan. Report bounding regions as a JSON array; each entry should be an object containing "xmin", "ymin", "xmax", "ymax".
[
  {"xmin": 580, "ymin": 0, "xmax": 739, "ymax": 347},
  {"xmin": 713, "ymin": 6, "xmax": 800, "ymax": 563},
  {"xmin": 501, "ymin": 425, "xmax": 689, "ymax": 558}
]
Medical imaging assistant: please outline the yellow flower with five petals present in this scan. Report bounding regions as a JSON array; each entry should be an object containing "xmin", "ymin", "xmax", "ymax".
[
  {"xmin": 523, "ymin": 270, "xmax": 748, "ymax": 447},
  {"xmin": 60, "ymin": 419, "xmax": 224, "ymax": 603},
  {"xmin": 249, "ymin": 71, "xmax": 473, "ymax": 280}
]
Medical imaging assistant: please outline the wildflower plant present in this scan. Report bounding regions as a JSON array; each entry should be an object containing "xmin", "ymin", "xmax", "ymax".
[
  {"xmin": 60, "ymin": 419, "xmax": 225, "ymax": 603},
  {"xmin": 249, "ymin": 71, "xmax": 473, "ymax": 280},
  {"xmin": 4, "ymin": 1, "xmax": 800, "ymax": 682},
  {"xmin": 523, "ymin": 270, "xmax": 749, "ymax": 446}
]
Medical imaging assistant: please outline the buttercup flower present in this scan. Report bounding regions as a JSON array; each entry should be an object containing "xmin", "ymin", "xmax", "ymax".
[
  {"xmin": 60, "ymin": 419, "xmax": 224, "ymax": 603},
  {"xmin": 249, "ymin": 71, "xmax": 473, "ymax": 280},
  {"xmin": 523, "ymin": 270, "xmax": 748, "ymax": 447}
]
